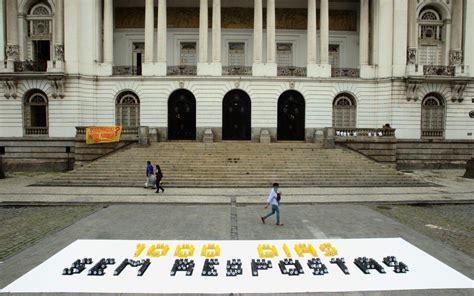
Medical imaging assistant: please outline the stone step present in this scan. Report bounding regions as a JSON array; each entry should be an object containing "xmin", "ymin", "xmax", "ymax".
[{"xmin": 37, "ymin": 142, "xmax": 427, "ymax": 187}]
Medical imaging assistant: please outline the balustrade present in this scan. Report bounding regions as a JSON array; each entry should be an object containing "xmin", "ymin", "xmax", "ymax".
[
  {"xmin": 167, "ymin": 65, "xmax": 197, "ymax": 76},
  {"xmin": 421, "ymin": 129, "xmax": 444, "ymax": 139},
  {"xmin": 277, "ymin": 66, "xmax": 307, "ymax": 77},
  {"xmin": 14, "ymin": 60, "xmax": 47, "ymax": 72},
  {"xmin": 335, "ymin": 128, "xmax": 395, "ymax": 137},
  {"xmin": 331, "ymin": 68, "xmax": 360, "ymax": 78},
  {"xmin": 25, "ymin": 127, "xmax": 48, "ymax": 136},
  {"xmin": 423, "ymin": 66, "xmax": 455, "ymax": 76},
  {"xmin": 222, "ymin": 66, "xmax": 252, "ymax": 76}
]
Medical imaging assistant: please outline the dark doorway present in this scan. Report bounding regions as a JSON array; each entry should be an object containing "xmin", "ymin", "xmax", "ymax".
[
  {"xmin": 277, "ymin": 90, "xmax": 305, "ymax": 141},
  {"xmin": 31, "ymin": 105, "xmax": 47, "ymax": 127},
  {"xmin": 168, "ymin": 89, "xmax": 196, "ymax": 140},
  {"xmin": 33, "ymin": 40, "xmax": 50, "ymax": 61},
  {"xmin": 136, "ymin": 52, "xmax": 142, "ymax": 75},
  {"xmin": 222, "ymin": 89, "xmax": 251, "ymax": 140}
]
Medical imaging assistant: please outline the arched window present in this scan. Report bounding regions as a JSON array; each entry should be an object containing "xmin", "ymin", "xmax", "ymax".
[
  {"xmin": 24, "ymin": 90, "xmax": 49, "ymax": 136},
  {"xmin": 116, "ymin": 91, "xmax": 140, "ymax": 127},
  {"xmin": 421, "ymin": 93, "xmax": 445, "ymax": 138},
  {"xmin": 26, "ymin": 3, "xmax": 53, "ymax": 68},
  {"xmin": 333, "ymin": 93, "xmax": 356, "ymax": 128},
  {"xmin": 418, "ymin": 7, "xmax": 443, "ymax": 65}
]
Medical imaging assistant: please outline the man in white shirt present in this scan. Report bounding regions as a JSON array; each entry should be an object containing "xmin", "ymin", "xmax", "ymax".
[{"xmin": 261, "ymin": 183, "xmax": 283, "ymax": 226}]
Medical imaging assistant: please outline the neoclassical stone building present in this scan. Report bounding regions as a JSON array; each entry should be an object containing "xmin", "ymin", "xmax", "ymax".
[{"xmin": 0, "ymin": 0, "xmax": 473, "ymax": 159}]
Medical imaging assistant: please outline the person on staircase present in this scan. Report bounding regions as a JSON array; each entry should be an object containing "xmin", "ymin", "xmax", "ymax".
[
  {"xmin": 261, "ymin": 183, "xmax": 283, "ymax": 226},
  {"xmin": 155, "ymin": 164, "xmax": 165, "ymax": 193},
  {"xmin": 145, "ymin": 161, "xmax": 154, "ymax": 189}
]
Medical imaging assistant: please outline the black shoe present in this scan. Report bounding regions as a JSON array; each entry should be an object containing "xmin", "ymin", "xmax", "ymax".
[
  {"xmin": 162, "ymin": 188, "xmax": 165, "ymax": 193},
  {"xmin": 155, "ymin": 191, "xmax": 159, "ymax": 193},
  {"xmin": 261, "ymin": 217, "xmax": 265, "ymax": 224}
]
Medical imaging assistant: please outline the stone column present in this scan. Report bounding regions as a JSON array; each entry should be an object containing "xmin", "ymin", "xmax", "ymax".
[
  {"xmin": 54, "ymin": 0, "xmax": 64, "ymax": 61},
  {"xmin": 199, "ymin": 0, "xmax": 208, "ymax": 63},
  {"xmin": 307, "ymin": 0, "xmax": 316, "ymax": 64},
  {"xmin": 319, "ymin": 0, "xmax": 330, "ymax": 76},
  {"xmin": 4, "ymin": 0, "xmax": 18, "ymax": 71},
  {"xmin": 253, "ymin": 0, "xmax": 262, "ymax": 64},
  {"xmin": 320, "ymin": 0, "xmax": 329, "ymax": 64},
  {"xmin": 156, "ymin": 0, "xmax": 167, "ymax": 75},
  {"xmin": 47, "ymin": 0, "xmax": 65, "ymax": 72},
  {"xmin": 359, "ymin": 0, "xmax": 369, "ymax": 66},
  {"xmin": 144, "ymin": 0, "xmax": 154, "ymax": 64},
  {"xmin": 465, "ymin": 0, "xmax": 474, "ymax": 77},
  {"xmin": 0, "ymin": 0, "xmax": 5, "ymax": 62},
  {"xmin": 307, "ymin": 0, "xmax": 317, "ymax": 77},
  {"xmin": 449, "ymin": 0, "xmax": 463, "ymax": 65},
  {"xmin": 266, "ymin": 0, "xmax": 276, "ymax": 63},
  {"xmin": 407, "ymin": 0, "xmax": 417, "ymax": 65},
  {"xmin": 375, "ymin": 0, "xmax": 393, "ymax": 78},
  {"xmin": 210, "ymin": 0, "xmax": 222, "ymax": 75},
  {"xmin": 103, "ymin": 0, "xmax": 113, "ymax": 64},
  {"xmin": 265, "ymin": 0, "xmax": 277, "ymax": 75},
  {"xmin": 392, "ymin": 0, "xmax": 407, "ymax": 76}
]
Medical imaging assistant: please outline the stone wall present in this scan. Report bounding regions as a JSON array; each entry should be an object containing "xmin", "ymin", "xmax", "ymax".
[
  {"xmin": 337, "ymin": 138, "xmax": 474, "ymax": 169},
  {"xmin": 0, "ymin": 138, "xmax": 75, "ymax": 172},
  {"xmin": 396, "ymin": 140, "xmax": 474, "ymax": 169}
]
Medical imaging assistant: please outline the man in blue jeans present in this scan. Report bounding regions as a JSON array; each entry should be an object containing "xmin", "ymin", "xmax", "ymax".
[{"xmin": 261, "ymin": 183, "xmax": 284, "ymax": 226}]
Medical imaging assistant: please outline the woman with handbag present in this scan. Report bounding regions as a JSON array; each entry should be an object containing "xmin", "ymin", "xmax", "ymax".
[{"xmin": 155, "ymin": 164, "xmax": 165, "ymax": 193}]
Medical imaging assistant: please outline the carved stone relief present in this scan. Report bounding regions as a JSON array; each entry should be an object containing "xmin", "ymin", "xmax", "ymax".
[
  {"xmin": 449, "ymin": 50, "xmax": 463, "ymax": 66},
  {"xmin": 115, "ymin": 7, "xmax": 357, "ymax": 31},
  {"xmin": 54, "ymin": 44, "xmax": 64, "ymax": 61},
  {"xmin": 407, "ymin": 48, "xmax": 417, "ymax": 64},
  {"xmin": 50, "ymin": 78, "xmax": 65, "ymax": 99},
  {"xmin": 451, "ymin": 83, "xmax": 466, "ymax": 102},
  {"xmin": 3, "ymin": 80, "xmax": 18, "ymax": 99},
  {"xmin": 5, "ymin": 45, "xmax": 19, "ymax": 60},
  {"xmin": 406, "ymin": 80, "xmax": 420, "ymax": 101}
]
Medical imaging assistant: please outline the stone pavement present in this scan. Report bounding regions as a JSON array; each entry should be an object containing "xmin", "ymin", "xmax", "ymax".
[
  {"xmin": 0, "ymin": 203, "xmax": 473, "ymax": 295},
  {"xmin": 0, "ymin": 170, "xmax": 473, "ymax": 205}
]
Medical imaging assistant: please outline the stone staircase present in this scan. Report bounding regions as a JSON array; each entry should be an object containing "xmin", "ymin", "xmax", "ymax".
[{"xmin": 36, "ymin": 142, "xmax": 429, "ymax": 187}]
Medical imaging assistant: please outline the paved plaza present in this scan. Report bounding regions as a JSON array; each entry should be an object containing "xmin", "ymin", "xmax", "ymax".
[{"xmin": 0, "ymin": 169, "xmax": 473, "ymax": 295}]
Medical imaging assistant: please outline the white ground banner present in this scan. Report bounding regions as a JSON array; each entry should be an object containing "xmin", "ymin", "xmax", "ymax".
[{"xmin": 2, "ymin": 238, "xmax": 473, "ymax": 294}]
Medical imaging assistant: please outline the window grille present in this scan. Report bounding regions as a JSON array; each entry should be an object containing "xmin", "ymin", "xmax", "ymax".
[
  {"xmin": 333, "ymin": 94, "xmax": 356, "ymax": 128},
  {"xmin": 116, "ymin": 92, "xmax": 140, "ymax": 127},
  {"xmin": 277, "ymin": 43, "xmax": 293, "ymax": 66},
  {"xmin": 228, "ymin": 42, "xmax": 245, "ymax": 66},
  {"xmin": 180, "ymin": 42, "xmax": 197, "ymax": 66}
]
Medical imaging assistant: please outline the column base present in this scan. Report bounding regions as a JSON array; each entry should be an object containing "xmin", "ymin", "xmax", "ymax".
[
  {"xmin": 455, "ymin": 65, "xmax": 469, "ymax": 77},
  {"xmin": 307, "ymin": 64, "xmax": 331, "ymax": 78},
  {"xmin": 405, "ymin": 64, "xmax": 423, "ymax": 77},
  {"xmin": 96, "ymin": 63, "xmax": 113, "ymax": 76},
  {"xmin": 47, "ymin": 60, "xmax": 65, "ymax": 73},
  {"xmin": 360, "ymin": 65, "xmax": 376, "ymax": 79},
  {"xmin": 392, "ymin": 64, "xmax": 407, "ymax": 77},
  {"xmin": 0, "ymin": 60, "xmax": 15, "ymax": 73},
  {"xmin": 197, "ymin": 62, "xmax": 222, "ymax": 76},
  {"xmin": 142, "ymin": 62, "xmax": 167, "ymax": 76},
  {"xmin": 252, "ymin": 63, "xmax": 277, "ymax": 77}
]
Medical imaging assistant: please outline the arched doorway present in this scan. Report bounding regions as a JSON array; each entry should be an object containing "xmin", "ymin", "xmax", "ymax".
[
  {"xmin": 168, "ymin": 89, "xmax": 196, "ymax": 140},
  {"xmin": 222, "ymin": 89, "xmax": 251, "ymax": 140},
  {"xmin": 421, "ymin": 93, "xmax": 445, "ymax": 139},
  {"xmin": 277, "ymin": 90, "xmax": 305, "ymax": 141}
]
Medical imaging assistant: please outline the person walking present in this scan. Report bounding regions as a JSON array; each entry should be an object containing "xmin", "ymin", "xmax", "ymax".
[
  {"xmin": 261, "ymin": 183, "xmax": 283, "ymax": 226},
  {"xmin": 155, "ymin": 164, "xmax": 165, "ymax": 193},
  {"xmin": 144, "ymin": 161, "xmax": 154, "ymax": 188}
]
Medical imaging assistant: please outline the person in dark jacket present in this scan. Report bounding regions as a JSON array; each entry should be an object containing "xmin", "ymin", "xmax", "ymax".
[
  {"xmin": 155, "ymin": 164, "xmax": 165, "ymax": 193},
  {"xmin": 145, "ymin": 161, "xmax": 154, "ymax": 188}
]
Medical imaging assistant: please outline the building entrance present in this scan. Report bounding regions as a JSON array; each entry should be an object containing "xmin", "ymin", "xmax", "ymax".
[
  {"xmin": 222, "ymin": 89, "xmax": 251, "ymax": 140},
  {"xmin": 277, "ymin": 90, "xmax": 305, "ymax": 141},
  {"xmin": 168, "ymin": 89, "xmax": 196, "ymax": 140}
]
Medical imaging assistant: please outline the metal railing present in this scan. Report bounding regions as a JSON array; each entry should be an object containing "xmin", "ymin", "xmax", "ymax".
[
  {"xmin": 113, "ymin": 66, "xmax": 139, "ymax": 76},
  {"xmin": 335, "ymin": 128, "xmax": 396, "ymax": 137},
  {"xmin": 421, "ymin": 129, "xmax": 444, "ymax": 139},
  {"xmin": 76, "ymin": 126, "xmax": 139, "ymax": 136},
  {"xmin": 25, "ymin": 127, "xmax": 48, "ymax": 136},
  {"xmin": 14, "ymin": 60, "xmax": 47, "ymax": 72},
  {"xmin": 423, "ymin": 65, "xmax": 455, "ymax": 76},
  {"xmin": 277, "ymin": 66, "xmax": 307, "ymax": 77},
  {"xmin": 331, "ymin": 68, "xmax": 360, "ymax": 78},
  {"xmin": 222, "ymin": 66, "xmax": 252, "ymax": 76},
  {"xmin": 167, "ymin": 65, "xmax": 197, "ymax": 76}
]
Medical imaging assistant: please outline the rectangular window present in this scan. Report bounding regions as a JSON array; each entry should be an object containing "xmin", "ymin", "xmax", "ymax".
[
  {"xmin": 329, "ymin": 44, "xmax": 340, "ymax": 67},
  {"xmin": 228, "ymin": 42, "xmax": 245, "ymax": 66},
  {"xmin": 180, "ymin": 42, "xmax": 197, "ymax": 66},
  {"xmin": 277, "ymin": 43, "xmax": 293, "ymax": 66}
]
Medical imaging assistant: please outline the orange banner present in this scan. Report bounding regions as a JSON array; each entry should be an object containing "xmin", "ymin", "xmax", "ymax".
[{"xmin": 86, "ymin": 126, "xmax": 122, "ymax": 144}]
